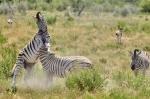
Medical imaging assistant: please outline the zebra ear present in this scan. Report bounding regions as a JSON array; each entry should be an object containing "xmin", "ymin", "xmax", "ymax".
[
  {"xmin": 36, "ymin": 12, "xmax": 42, "ymax": 20},
  {"xmin": 129, "ymin": 51, "xmax": 133, "ymax": 57}
]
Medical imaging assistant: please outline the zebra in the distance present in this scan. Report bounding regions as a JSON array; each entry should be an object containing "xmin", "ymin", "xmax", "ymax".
[
  {"xmin": 129, "ymin": 49, "xmax": 149, "ymax": 76},
  {"xmin": 38, "ymin": 47, "xmax": 92, "ymax": 86},
  {"xmin": 7, "ymin": 17, "xmax": 13, "ymax": 25},
  {"xmin": 11, "ymin": 12, "xmax": 50, "ymax": 89},
  {"xmin": 115, "ymin": 26, "xmax": 123, "ymax": 43}
]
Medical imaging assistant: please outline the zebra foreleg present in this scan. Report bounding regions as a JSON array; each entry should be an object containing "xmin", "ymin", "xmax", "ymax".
[
  {"xmin": 24, "ymin": 63, "xmax": 35, "ymax": 86},
  {"xmin": 11, "ymin": 61, "xmax": 25, "ymax": 92},
  {"xmin": 45, "ymin": 71, "xmax": 53, "ymax": 88},
  {"xmin": 142, "ymin": 66, "xmax": 146, "ymax": 76}
]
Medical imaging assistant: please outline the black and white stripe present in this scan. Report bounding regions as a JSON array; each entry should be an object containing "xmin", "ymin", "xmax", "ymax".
[
  {"xmin": 11, "ymin": 12, "xmax": 50, "ymax": 88},
  {"xmin": 38, "ymin": 48, "xmax": 92, "ymax": 86},
  {"xmin": 129, "ymin": 49, "xmax": 149, "ymax": 76}
]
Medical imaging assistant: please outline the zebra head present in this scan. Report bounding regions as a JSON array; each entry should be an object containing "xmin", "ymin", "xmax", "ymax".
[
  {"xmin": 41, "ymin": 34, "xmax": 50, "ymax": 50},
  {"xmin": 116, "ymin": 25, "xmax": 123, "ymax": 36},
  {"xmin": 129, "ymin": 49, "xmax": 141, "ymax": 71},
  {"xmin": 36, "ymin": 12, "xmax": 48, "ymax": 34}
]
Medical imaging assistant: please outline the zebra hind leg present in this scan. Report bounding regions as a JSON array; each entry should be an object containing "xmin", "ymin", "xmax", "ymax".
[
  {"xmin": 11, "ymin": 59, "xmax": 25, "ymax": 92},
  {"xmin": 142, "ymin": 67, "xmax": 146, "ymax": 76},
  {"xmin": 45, "ymin": 71, "xmax": 53, "ymax": 88},
  {"xmin": 24, "ymin": 63, "xmax": 35, "ymax": 87}
]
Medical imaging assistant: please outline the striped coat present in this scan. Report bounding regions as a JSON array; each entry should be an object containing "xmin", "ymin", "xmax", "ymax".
[{"xmin": 38, "ymin": 48, "xmax": 92, "ymax": 86}]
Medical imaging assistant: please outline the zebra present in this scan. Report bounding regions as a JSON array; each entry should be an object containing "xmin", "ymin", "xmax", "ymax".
[
  {"xmin": 129, "ymin": 49, "xmax": 149, "ymax": 76},
  {"xmin": 7, "ymin": 17, "xmax": 13, "ymax": 25},
  {"xmin": 11, "ymin": 12, "xmax": 50, "ymax": 89},
  {"xmin": 115, "ymin": 26, "xmax": 123, "ymax": 43},
  {"xmin": 38, "ymin": 46, "xmax": 92, "ymax": 87}
]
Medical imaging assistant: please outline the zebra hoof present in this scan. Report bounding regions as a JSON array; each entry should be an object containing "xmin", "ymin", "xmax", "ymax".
[{"xmin": 10, "ymin": 86, "xmax": 17, "ymax": 93}]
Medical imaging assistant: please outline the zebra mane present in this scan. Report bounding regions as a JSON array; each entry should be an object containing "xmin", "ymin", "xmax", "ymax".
[
  {"xmin": 117, "ymin": 25, "xmax": 123, "ymax": 32},
  {"xmin": 134, "ymin": 49, "xmax": 141, "ymax": 57},
  {"xmin": 36, "ymin": 12, "xmax": 42, "ymax": 20}
]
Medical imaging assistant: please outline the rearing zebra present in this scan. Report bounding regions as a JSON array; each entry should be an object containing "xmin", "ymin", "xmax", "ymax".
[
  {"xmin": 129, "ymin": 49, "xmax": 149, "ymax": 76},
  {"xmin": 38, "ymin": 47, "xmax": 92, "ymax": 86},
  {"xmin": 11, "ymin": 12, "xmax": 50, "ymax": 88}
]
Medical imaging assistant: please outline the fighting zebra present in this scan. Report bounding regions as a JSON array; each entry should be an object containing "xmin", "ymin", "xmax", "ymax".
[
  {"xmin": 11, "ymin": 12, "xmax": 50, "ymax": 89},
  {"xmin": 38, "ymin": 47, "xmax": 92, "ymax": 87},
  {"xmin": 115, "ymin": 26, "xmax": 123, "ymax": 43},
  {"xmin": 129, "ymin": 49, "xmax": 149, "ymax": 76}
]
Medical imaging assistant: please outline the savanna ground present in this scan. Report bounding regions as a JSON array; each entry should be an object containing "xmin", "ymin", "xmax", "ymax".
[{"xmin": 0, "ymin": 0, "xmax": 150, "ymax": 99}]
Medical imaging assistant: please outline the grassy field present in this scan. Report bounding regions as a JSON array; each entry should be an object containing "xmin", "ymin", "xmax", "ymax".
[{"xmin": 0, "ymin": 10, "xmax": 150, "ymax": 99}]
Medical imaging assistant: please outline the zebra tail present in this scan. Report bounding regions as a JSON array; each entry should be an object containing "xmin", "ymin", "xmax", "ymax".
[
  {"xmin": 68, "ymin": 56, "xmax": 92, "ymax": 68},
  {"xmin": 10, "ymin": 64, "xmax": 16, "ymax": 77}
]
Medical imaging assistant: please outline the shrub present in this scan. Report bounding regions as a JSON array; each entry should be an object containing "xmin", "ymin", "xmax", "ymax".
[
  {"xmin": 36, "ymin": 2, "xmax": 49, "ymax": 11},
  {"xmin": 27, "ymin": 1, "xmax": 37, "ymax": 10},
  {"xmin": 120, "ymin": 6, "xmax": 130, "ymax": 17},
  {"xmin": 56, "ymin": 1, "xmax": 68, "ymax": 11},
  {"xmin": 66, "ymin": 69, "xmax": 103, "ymax": 91},
  {"xmin": 17, "ymin": 1, "xmax": 28, "ymax": 15},
  {"xmin": 46, "ymin": 16, "xmax": 57, "ymax": 25},
  {"xmin": 0, "ymin": 2, "xmax": 10, "ymax": 15},
  {"xmin": 140, "ymin": 0, "xmax": 150, "ymax": 13},
  {"xmin": 113, "ymin": 4, "xmax": 139, "ymax": 17}
]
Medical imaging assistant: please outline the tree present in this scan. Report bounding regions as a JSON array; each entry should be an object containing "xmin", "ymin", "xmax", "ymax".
[{"xmin": 140, "ymin": 0, "xmax": 150, "ymax": 13}]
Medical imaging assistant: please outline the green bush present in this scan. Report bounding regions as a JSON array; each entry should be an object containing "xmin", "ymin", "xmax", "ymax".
[
  {"xmin": 17, "ymin": 1, "xmax": 28, "ymax": 15},
  {"xmin": 0, "ymin": 2, "xmax": 11, "ymax": 15},
  {"xmin": 56, "ymin": 1, "xmax": 68, "ymax": 11},
  {"xmin": 66, "ymin": 69, "xmax": 103, "ymax": 91},
  {"xmin": 46, "ymin": 16, "xmax": 57, "ymax": 25},
  {"xmin": 140, "ymin": 0, "xmax": 150, "ymax": 13}
]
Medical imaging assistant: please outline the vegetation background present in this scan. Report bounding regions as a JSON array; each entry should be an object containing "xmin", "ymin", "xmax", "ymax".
[{"xmin": 0, "ymin": 0, "xmax": 150, "ymax": 98}]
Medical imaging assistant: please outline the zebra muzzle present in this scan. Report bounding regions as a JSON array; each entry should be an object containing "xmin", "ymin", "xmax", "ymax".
[
  {"xmin": 45, "ymin": 43, "xmax": 50, "ymax": 48},
  {"xmin": 131, "ymin": 65, "xmax": 135, "ymax": 70}
]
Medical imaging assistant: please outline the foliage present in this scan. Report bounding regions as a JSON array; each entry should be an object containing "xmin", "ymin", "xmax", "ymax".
[
  {"xmin": 140, "ymin": 0, "xmax": 150, "ymax": 12},
  {"xmin": 17, "ymin": 1, "xmax": 28, "ymax": 15},
  {"xmin": 66, "ymin": 69, "xmax": 103, "ymax": 91},
  {"xmin": 0, "ymin": 2, "xmax": 10, "ymax": 15}
]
